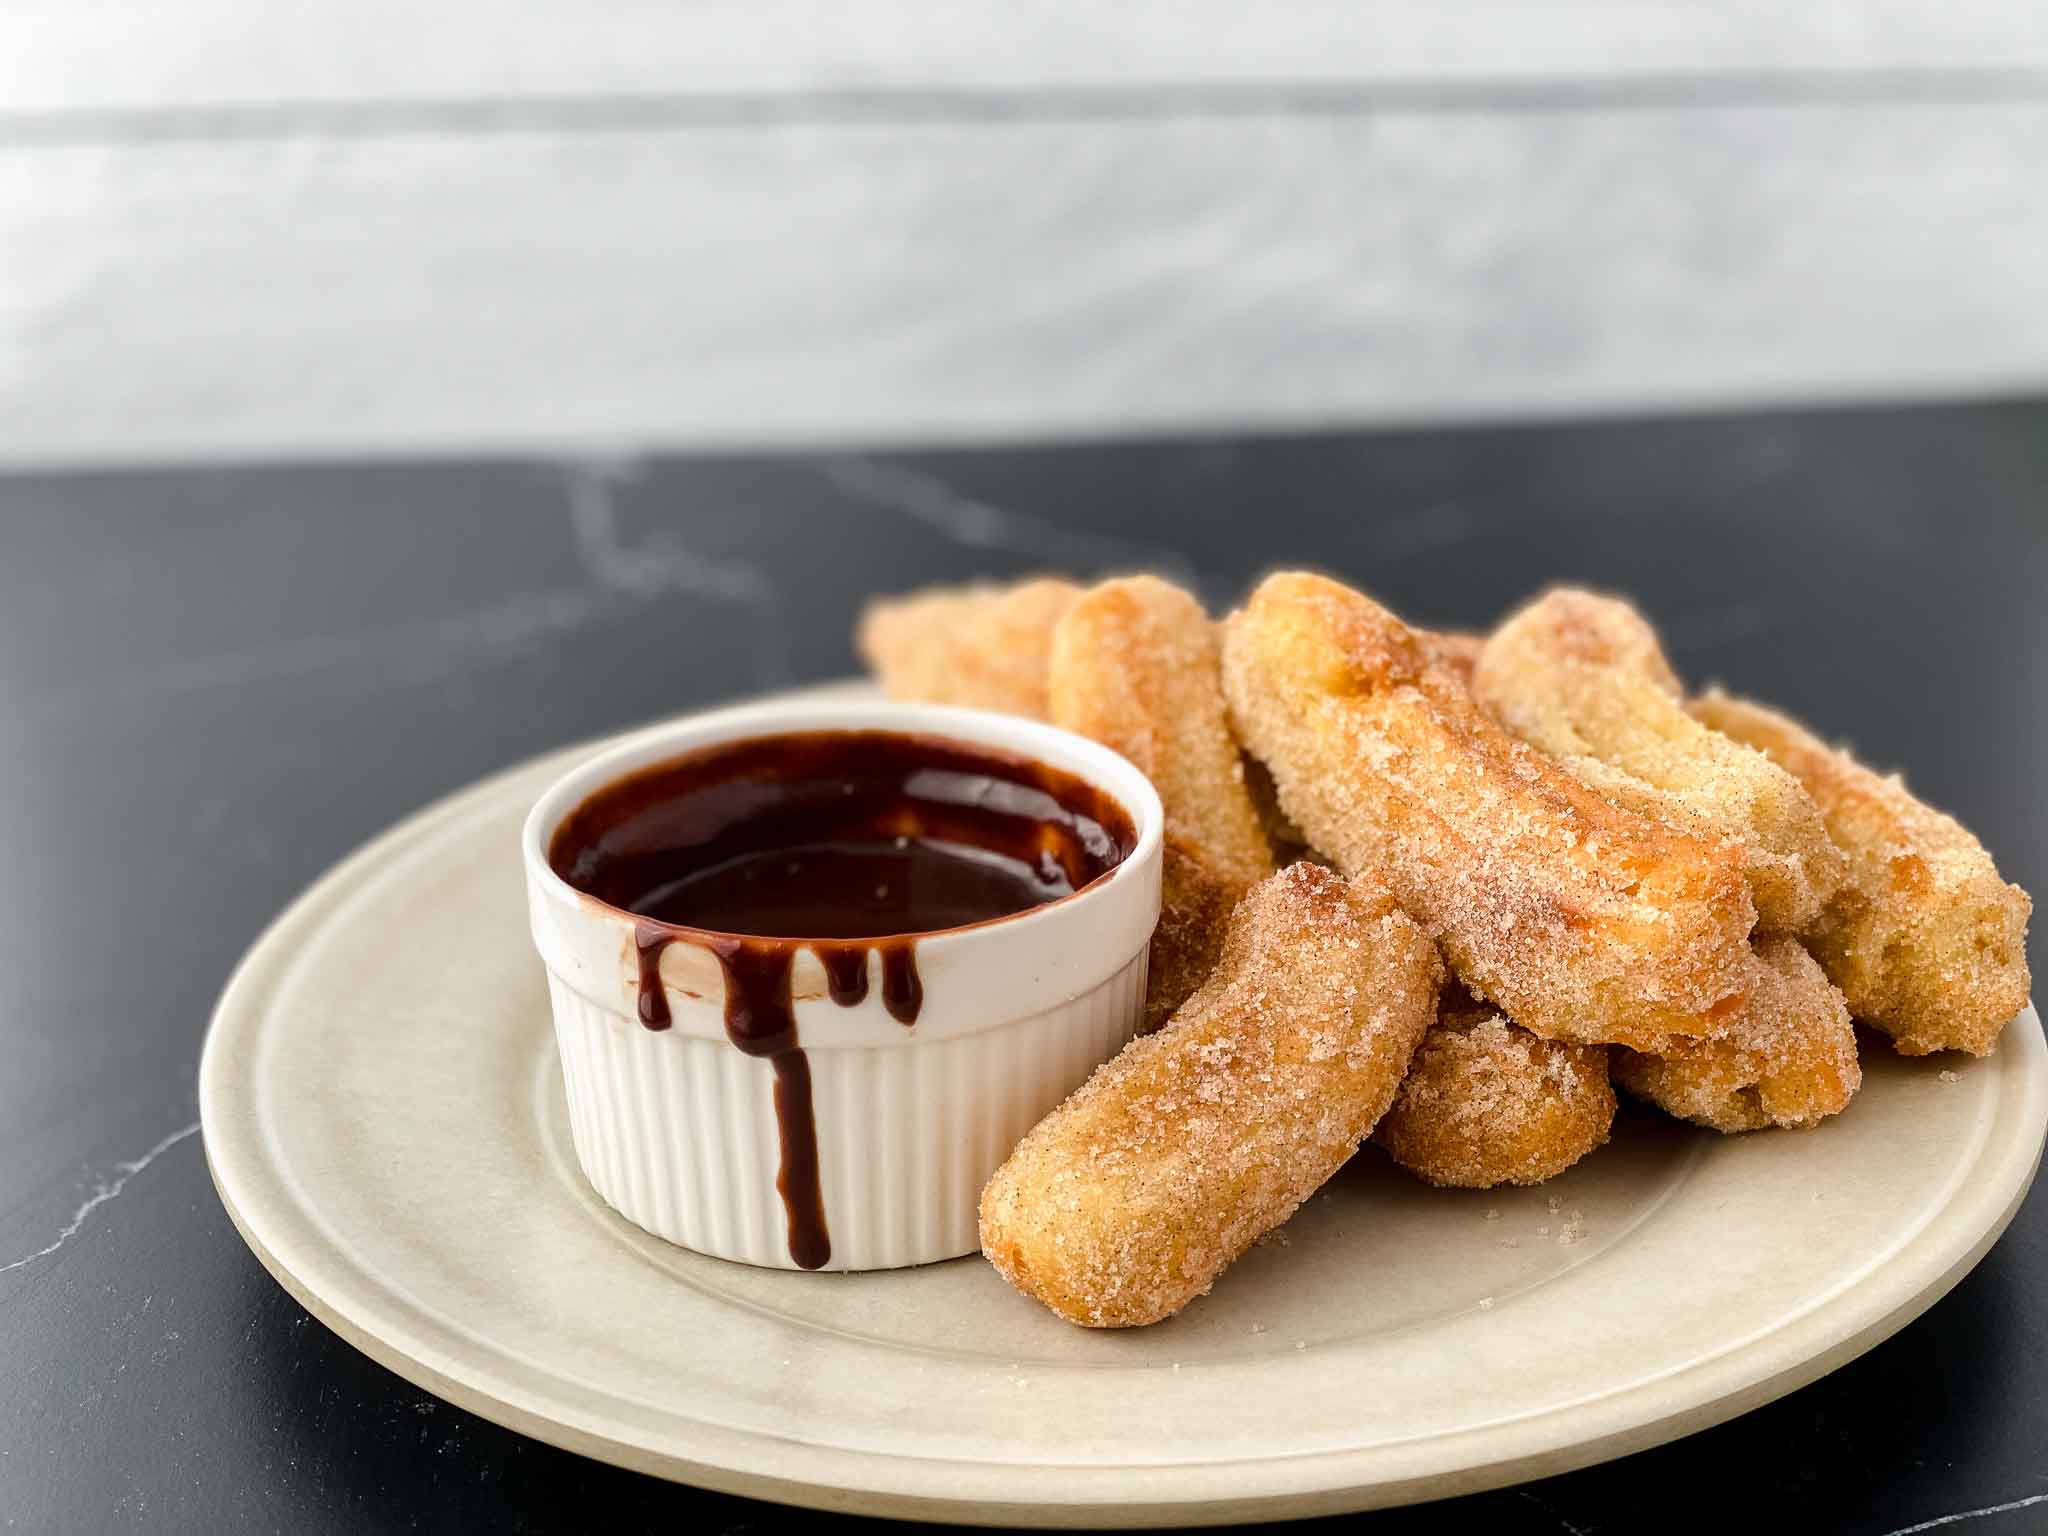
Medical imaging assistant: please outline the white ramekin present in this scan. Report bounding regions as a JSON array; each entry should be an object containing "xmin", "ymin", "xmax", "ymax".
[{"xmin": 522, "ymin": 699, "xmax": 1163, "ymax": 1272}]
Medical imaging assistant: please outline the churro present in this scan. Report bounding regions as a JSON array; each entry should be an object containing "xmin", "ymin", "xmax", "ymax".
[
  {"xmin": 1475, "ymin": 590, "xmax": 1842, "ymax": 934},
  {"xmin": 1220, "ymin": 572, "xmax": 1755, "ymax": 1053},
  {"xmin": 844, "ymin": 565, "xmax": 2030, "ymax": 1310},
  {"xmin": 1049, "ymin": 577, "xmax": 1272, "ymax": 888},
  {"xmin": 1693, "ymin": 690, "xmax": 2031, "ymax": 1055},
  {"xmin": 1424, "ymin": 629, "xmax": 1485, "ymax": 689},
  {"xmin": 1047, "ymin": 576, "xmax": 1275, "ymax": 1027},
  {"xmin": 1142, "ymin": 837, "xmax": 1243, "ymax": 1035},
  {"xmin": 1613, "ymin": 937, "xmax": 1860, "ymax": 1131},
  {"xmin": 856, "ymin": 577, "xmax": 1079, "ymax": 719},
  {"xmin": 979, "ymin": 863, "xmax": 1441, "ymax": 1327},
  {"xmin": 1374, "ymin": 996, "xmax": 1614, "ymax": 1187}
]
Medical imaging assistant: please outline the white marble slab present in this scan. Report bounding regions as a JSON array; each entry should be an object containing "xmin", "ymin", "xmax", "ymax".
[{"xmin": 4, "ymin": 102, "xmax": 2045, "ymax": 466}]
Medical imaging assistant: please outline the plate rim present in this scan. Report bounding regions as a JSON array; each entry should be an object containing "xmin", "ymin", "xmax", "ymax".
[{"xmin": 198, "ymin": 698, "xmax": 2048, "ymax": 1528}]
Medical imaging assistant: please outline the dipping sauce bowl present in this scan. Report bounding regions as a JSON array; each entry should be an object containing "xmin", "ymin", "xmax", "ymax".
[{"xmin": 523, "ymin": 700, "xmax": 1163, "ymax": 1271}]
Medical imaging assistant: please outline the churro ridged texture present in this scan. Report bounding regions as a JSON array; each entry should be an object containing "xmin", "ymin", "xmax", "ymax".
[
  {"xmin": 1220, "ymin": 572, "xmax": 1756, "ymax": 1053},
  {"xmin": 856, "ymin": 577, "xmax": 1079, "ymax": 719},
  {"xmin": 1048, "ymin": 577, "xmax": 1276, "ymax": 1028},
  {"xmin": 1613, "ymin": 937, "xmax": 1860, "ymax": 1132},
  {"xmin": 979, "ymin": 863, "xmax": 1441, "ymax": 1328},
  {"xmin": 1693, "ymin": 690, "xmax": 2031, "ymax": 1056},
  {"xmin": 1373, "ymin": 998, "xmax": 1615, "ymax": 1188},
  {"xmin": 1475, "ymin": 590, "xmax": 1844, "ymax": 935},
  {"xmin": 1049, "ymin": 577, "xmax": 1273, "ymax": 892}
]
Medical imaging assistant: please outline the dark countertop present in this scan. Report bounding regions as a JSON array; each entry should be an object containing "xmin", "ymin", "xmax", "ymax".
[{"xmin": 2, "ymin": 397, "xmax": 2044, "ymax": 1535}]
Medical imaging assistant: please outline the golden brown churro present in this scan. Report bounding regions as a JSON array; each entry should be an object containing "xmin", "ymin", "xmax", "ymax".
[
  {"xmin": 851, "ymin": 565, "xmax": 2029, "ymax": 1311},
  {"xmin": 1475, "ymin": 590, "xmax": 1842, "ymax": 934},
  {"xmin": 1613, "ymin": 937, "xmax": 1860, "ymax": 1131},
  {"xmin": 856, "ymin": 577, "xmax": 1079, "ymax": 719},
  {"xmin": 1374, "ymin": 997, "xmax": 1615, "ymax": 1187},
  {"xmin": 1048, "ymin": 576, "xmax": 1276, "ymax": 1027},
  {"xmin": 1220, "ymin": 572, "xmax": 1755, "ymax": 1053},
  {"xmin": 1693, "ymin": 690, "xmax": 2031, "ymax": 1055},
  {"xmin": 979, "ymin": 863, "xmax": 1441, "ymax": 1327},
  {"xmin": 1424, "ymin": 629, "xmax": 1485, "ymax": 689},
  {"xmin": 1142, "ymin": 837, "xmax": 1244, "ymax": 1035}
]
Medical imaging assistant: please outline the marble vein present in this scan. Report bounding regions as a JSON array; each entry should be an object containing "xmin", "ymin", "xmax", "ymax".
[
  {"xmin": 22, "ymin": 587, "xmax": 617, "ymax": 720},
  {"xmin": 1515, "ymin": 1488, "xmax": 1593, "ymax": 1535},
  {"xmin": 1878, "ymin": 1492, "xmax": 2048, "ymax": 1535},
  {"xmin": 563, "ymin": 460, "xmax": 791, "ymax": 687},
  {"xmin": 0, "ymin": 1121, "xmax": 199, "ymax": 1278},
  {"xmin": 821, "ymin": 456, "xmax": 1200, "ymax": 585}
]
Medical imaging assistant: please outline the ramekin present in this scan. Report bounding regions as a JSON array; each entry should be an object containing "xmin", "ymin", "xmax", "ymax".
[{"xmin": 522, "ymin": 699, "xmax": 1163, "ymax": 1272}]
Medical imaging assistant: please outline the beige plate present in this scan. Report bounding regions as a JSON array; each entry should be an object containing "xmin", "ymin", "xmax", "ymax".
[{"xmin": 200, "ymin": 689, "xmax": 2048, "ymax": 1528}]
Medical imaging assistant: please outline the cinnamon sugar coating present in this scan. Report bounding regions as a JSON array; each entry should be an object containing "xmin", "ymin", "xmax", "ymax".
[
  {"xmin": 1693, "ymin": 690, "xmax": 2031, "ymax": 1056},
  {"xmin": 1048, "ymin": 577, "xmax": 1276, "ymax": 1027},
  {"xmin": 1475, "ymin": 589, "xmax": 1842, "ymax": 934},
  {"xmin": 1051, "ymin": 577, "xmax": 1273, "ymax": 893},
  {"xmin": 1424, "ymin": 629, "xmax": 1485, "ymax": 689},
  {"xmin": 1221, "ymin": 572, "xmax": 1755, "ymax": 1053},
  {"xmin": 1374, "ymin": 998, "xmax": 1614, "ymax": 1187},
  {"xmin": 856, "ymin": 577, "xmax": 1080, "ymax": 718},
  {"xmin": 1614, "ymin": 937, "xmax": 1860, "ymax": 1131},
  {"xmin": 979, "ymin": 864, "xmax": 1440, "ymax": 1328}
]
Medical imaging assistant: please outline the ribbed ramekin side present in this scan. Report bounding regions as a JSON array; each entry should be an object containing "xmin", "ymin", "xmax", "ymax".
[
  {"xmin": 546, "ymin": 952, "xmax": 1147, "ymax": 1271},
  {"xmin": 549, "ymin": 981, "xmax": 782, "ymax": 1267}
]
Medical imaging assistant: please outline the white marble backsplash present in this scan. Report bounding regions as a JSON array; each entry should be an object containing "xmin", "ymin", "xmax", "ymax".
[
  {"xmin": 3, "ymin": 3, "xmax": 2046, "ymax": 465},
  {"xmin": 10, "ymin": 1, "xmax": 2048, "ymax": 107}
]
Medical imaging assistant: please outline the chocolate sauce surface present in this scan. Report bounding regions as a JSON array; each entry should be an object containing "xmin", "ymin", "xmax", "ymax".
[
  {"xmin": 549, "ymin": 728, "xmax": 1138, "ymax": 1269},
  {"xmin": 550, "ymin": 729, "xmax": 1134, "ymax": 937}
]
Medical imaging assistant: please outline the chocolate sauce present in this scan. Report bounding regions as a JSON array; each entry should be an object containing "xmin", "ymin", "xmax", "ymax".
[
  {"xmin": 879, "ymin": 946, "xmax": 922, "ymax": 1025},
  {"xmin": 550, "ymin": 729, "xmax": 1137, "ymax": 1269},
  {"xmin": 633, "ymin": 922, "xmax": 674, "ymax": 1029},
  {"xmin": 701, "ymin": 938, "xmax": 832, "ymax": 1272},
  {"xmin": 816, "ymin": 946, "xmax": 870, "ymax": 1009}
]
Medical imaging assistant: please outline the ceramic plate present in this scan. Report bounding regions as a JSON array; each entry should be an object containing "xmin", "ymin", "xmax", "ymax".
[{"xmin": 200, "ymin": 687, "xmax": 2047, "ymax": 1527}]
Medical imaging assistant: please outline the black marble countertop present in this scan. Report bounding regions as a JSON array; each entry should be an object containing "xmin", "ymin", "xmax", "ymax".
[{"xmin": 3, "ymin": 398, "xmax": 2044, "ymax": 1535}]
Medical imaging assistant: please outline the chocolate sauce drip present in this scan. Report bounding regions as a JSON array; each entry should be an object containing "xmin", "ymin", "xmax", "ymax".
[
  {"xmin": 633, "ymin": 923, "xmax": 674, "ymax": 1030},
  {"xmin": 625, "ymin": 930, "xmax": 923, "ymax": 1269},
  {"xmin": 880, "ymin": 946, "xmax": 922, "ymax": 1025},
  {"xmin": 707, "ymin": 936, "xmax": 799, "ymax": 1055},
  {"xmin": 695, "ymin": 938, "xmax": 831, "ymax": 1268},
  {"xmin": 764, "ymin": 1051, "xmax": 830, "ymax": 1271},
  {"xmin": 810, "ymin": 941, "xmax": 922, "ymax": 1026},
  {"xmin": 554, "ymin": 729, "xmax": 1136, "ymax": 1270},
  {"xmin": 816, "ymin": 946, "xmax": 870, "ymax": 1008}
]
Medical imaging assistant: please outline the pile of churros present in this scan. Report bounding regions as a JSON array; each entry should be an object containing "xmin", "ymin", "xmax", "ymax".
[{"xmin": 857, "ymin": 571, "xmax": 2033, "ymax": 1328}]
